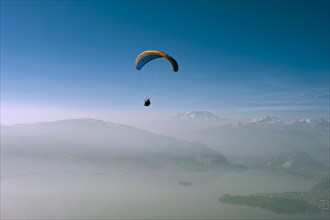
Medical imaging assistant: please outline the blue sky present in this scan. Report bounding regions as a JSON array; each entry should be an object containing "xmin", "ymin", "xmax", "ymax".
[{"xmin": 1, "ymin": 0, "xmax": 329, "ymax": 123}]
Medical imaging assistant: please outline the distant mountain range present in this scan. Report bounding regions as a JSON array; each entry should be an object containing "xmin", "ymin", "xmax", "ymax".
[
  {"xmin": 1, "ymin": 118, "xmax": 242, "ymax": 172},
  {"xmin": 176, "ymin": 111, "xmax": 220, "ymax": 121},
  {"xmin": 165, "ymin": 112, "xmax": 329, "ymax": 175},
  {"xmin": 175, "ymin": 111, "xmax": 329, "ymax": 131},
  {"xmin": 233, "ymin": 116, "xmax": 329, "ymax": 145},
  {"xmin": 139, "ymin": 111, "xmax": 329, "ymax": 142},
  {"xmin": 2, "ymin": 113, "xmax": 328, "ymax": 176}
]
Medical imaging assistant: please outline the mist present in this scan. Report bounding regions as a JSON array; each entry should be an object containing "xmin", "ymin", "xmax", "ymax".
[
  {"xmin": 2, "ymin": 157, "xmax": 321, "ymax": 219},
  {"xmin": 2, "ymin": 0, "xmax": 329, "ymax": 218},
  {"xmin": 1, "ymin": 114, "xmax": 329, "ymax": 219}
]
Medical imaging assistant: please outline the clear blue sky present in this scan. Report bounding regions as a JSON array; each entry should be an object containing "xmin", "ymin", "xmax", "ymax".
[{"xmin": 1, "ymin": 0, "xmax": 329, "ymax": 123}]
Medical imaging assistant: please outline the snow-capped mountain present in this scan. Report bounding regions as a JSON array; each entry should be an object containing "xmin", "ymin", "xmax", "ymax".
[
  {"xmin": 176, "ymin": 111, "xmax": 220, "ymax": 121},
  {"xmin": 235, "ymin": 116, "xmax": 329, "ymax": 129},
  {"xmin": 232, "ymin": 116, "xmax": 329, "ymax": 147},
  {"xmin": 174, "ymin": 112, "xmax": 329, "ymax": 132},
  {"xmin": 286, "ymin": 118, "xmax": 330, "ymax": 130},
  {"xmin": 242, "ymin": 116, "xmax": 282, "ymax": 126}
]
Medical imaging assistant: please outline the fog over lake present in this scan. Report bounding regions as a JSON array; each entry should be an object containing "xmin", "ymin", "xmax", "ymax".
[
  {"xmin": 1, "ymin": 117, "xmax": 329, "ymax": 219},
  {"xmin": 1, "ymin": 157, "xmax": 325, "ymax": 219}
]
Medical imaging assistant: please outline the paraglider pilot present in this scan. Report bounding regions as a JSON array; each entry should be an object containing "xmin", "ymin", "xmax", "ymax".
[{"xmin": 144, "ymin": 98, "xmax": 151, "ymax": 107}]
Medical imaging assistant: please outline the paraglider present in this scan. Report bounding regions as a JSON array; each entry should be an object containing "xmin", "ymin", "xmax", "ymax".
[
  {"xmin": 144, "ymin": 98, "xmax": 151, "ymax": 107},
  {"xmin": 135, "ymin": 50, "xmax": 178, "ymax": 107}
]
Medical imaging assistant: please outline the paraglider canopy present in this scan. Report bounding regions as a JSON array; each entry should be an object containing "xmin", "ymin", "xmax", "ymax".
[{"xmin": 135, "ymin": 50, "xmax": 178, "ymax": 72}]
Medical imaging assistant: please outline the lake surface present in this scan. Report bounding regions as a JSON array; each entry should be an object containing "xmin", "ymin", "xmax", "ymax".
[{"xmin": 1, "ymin": 157, "xmax": 329, "ymax": 219}]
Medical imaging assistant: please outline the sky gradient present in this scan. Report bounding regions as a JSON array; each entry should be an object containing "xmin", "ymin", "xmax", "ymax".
[{"xmin": 1, "ymin": 0, "xmax": 329, "ymax": 124}]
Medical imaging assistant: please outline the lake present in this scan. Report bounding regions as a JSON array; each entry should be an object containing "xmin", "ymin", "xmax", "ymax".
[{"xmin": 1, "ymin": 157, "xmax": 329, "ymax": 219}]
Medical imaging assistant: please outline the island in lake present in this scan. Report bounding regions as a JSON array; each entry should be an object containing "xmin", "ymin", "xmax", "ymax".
[
  {"xmin": 178, "ymin": 180, "xmax": 192, "ymax": 186},
  {"xmin": 219, "ymin": 178, "xmax": 329, "ymax": 214}
]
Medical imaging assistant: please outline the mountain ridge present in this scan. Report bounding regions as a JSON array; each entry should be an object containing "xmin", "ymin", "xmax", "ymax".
[{"xmin": 1, "ymin": 118, "xmax": 242, "ymax": 172}]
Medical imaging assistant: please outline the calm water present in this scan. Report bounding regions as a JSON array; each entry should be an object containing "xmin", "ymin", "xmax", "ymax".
[{"xmin": 1, "ymin": 157, "xmax": 329, "ymax": 219}]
